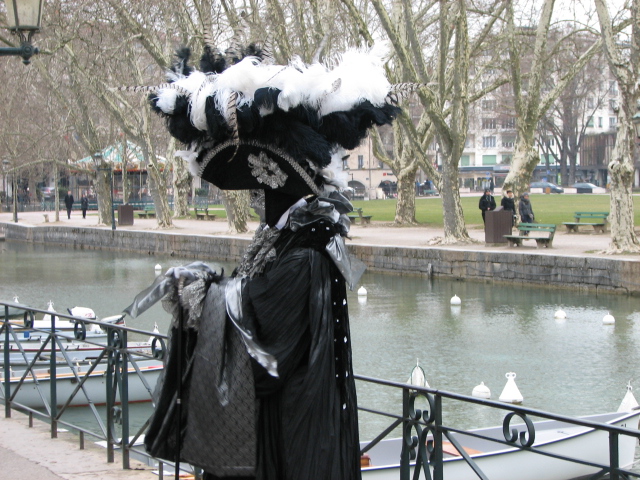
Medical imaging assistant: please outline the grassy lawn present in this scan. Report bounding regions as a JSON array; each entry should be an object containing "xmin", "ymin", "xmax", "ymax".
[{"xmin": 352, "ymin": 194, "xmax": 640, "ymax": 228}]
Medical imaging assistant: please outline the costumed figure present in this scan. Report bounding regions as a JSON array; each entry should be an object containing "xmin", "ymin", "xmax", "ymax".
[{"xmin": 123, "ymin": 40, "xmax": 406, "ymax": 480}]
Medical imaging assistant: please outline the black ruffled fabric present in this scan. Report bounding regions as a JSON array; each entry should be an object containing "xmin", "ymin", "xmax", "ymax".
[{"xmin": 242, "ymin": 220, "xmax": 361, "ymax": 480}]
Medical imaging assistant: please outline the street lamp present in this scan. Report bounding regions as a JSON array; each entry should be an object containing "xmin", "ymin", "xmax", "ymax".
[{"xmin": 1, "ymin": 0, "xmax": 44, "ymax": 65}]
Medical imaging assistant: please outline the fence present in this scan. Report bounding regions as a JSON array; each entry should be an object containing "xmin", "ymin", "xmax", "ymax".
[{"xmin": 2, "ymin": 300, "xmax": 640, "ymax": 480}]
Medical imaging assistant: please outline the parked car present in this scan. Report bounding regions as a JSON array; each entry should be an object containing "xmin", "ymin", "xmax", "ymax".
[
  {"xmin": 571, "ymin": 182, "xmax": 600, "ymax": 193},
  {"xmin": 530, "ymin": 181, "xmax": 564, "ymax": 193}
]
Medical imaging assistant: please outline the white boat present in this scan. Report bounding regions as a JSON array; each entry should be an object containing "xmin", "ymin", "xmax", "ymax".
[
  {"xmin": 0, "ymin": 359, "xmax": 162, "ymax": 408},
  {"xmin": 360, "ymin": 410, "xmax": 640, "ymax": 480}
]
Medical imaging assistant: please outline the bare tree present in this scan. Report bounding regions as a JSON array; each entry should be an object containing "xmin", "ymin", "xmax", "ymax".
[
  {"xmin": 594, "ymin": 0, "xmax": 640, "ymax": 253},
  {"xmin": 501, "ymin": 0, "xmax": 604, "ymax": 197}
]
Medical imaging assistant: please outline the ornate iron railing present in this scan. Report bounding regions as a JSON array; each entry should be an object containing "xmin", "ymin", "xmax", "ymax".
[{"xmin": 3, "ymin": 300, "xmax": 640, "ymax": 480}]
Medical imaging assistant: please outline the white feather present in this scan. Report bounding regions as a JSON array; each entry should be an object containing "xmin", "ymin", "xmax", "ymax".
[
  {"xmin": 176, "ymin": 149, "xmax": 200, "ymax": 176},
  {"xmin": 155, "ymin": 88, "xmax": 179, "ymax": 114}
]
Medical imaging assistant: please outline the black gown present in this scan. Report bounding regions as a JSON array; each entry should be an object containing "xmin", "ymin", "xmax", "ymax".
[
  {"xmin": 145, "ymin": 208, "xmax": 362, "ymax": 480},
  {"xmin": 243, "ymin": 219, "xmax": 361, "ymax": 480}
]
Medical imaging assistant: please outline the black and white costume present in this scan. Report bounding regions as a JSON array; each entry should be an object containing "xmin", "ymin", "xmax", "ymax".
[{"xmin": 124, "ymin": 41, "xmax": 402, "ymax": 480}]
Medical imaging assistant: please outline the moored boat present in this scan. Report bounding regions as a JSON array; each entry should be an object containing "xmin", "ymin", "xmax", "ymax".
[
  {"xmin": 360, "ymin": 410, "xmax": 640, "ymax": 480},
  {"xmin": 0, "ymin": 359, "xmax": 162, "ymax": 408}
]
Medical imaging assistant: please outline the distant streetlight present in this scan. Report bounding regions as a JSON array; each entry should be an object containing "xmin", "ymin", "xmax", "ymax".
[
  {"xmin": 0, "ymin": 0, "xmax": 45, "ymax": 64},
  {"xmin": 632, "ymin": 107, "xmax": 640, "ymax": 139}
]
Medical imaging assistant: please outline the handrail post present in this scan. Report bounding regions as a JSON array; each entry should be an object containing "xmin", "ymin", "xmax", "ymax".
[
  {"xmin": 399, "ymin": 387, "xmax": 410, "ymax": 480},
  {"xmin": 3, "ymin": 306, "xmax": 10, "ymax": 418},
  {"xmin": 433, "ymin": 394, "xmax": 444, "ymax": 480},
  {"xmin": 50, "ymin": 313, "xmax": 57, "ymax": 438},
  {"xmin": 609, "ymin": 432, "xmax": 619, "ymax": 480},
  {"xmin": 106, "ymin": 327, "xmax": 115, "ymax": 463},
  {"xmin": 121, "ymin": 329, "xmax": 130, "ymax": 469}
]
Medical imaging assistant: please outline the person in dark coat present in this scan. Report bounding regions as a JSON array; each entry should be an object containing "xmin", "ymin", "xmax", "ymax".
[
  {"xmin": 519, "ymin": 193, "xmax": 534, "ymax": 223},
  {"xmin": 478, "ymin": 188, "xmax": 496, "ymax": 224},
  {"xmin": 64, "ymin": 190, "xmax": 74, "ymax": 219},
  {"xmin": 501, "ymin": 190, "xmax": 516, "ymax": 226},
  {"xmin": 80, "ymin": 193, "xmax": 89, "ymax": 219}
]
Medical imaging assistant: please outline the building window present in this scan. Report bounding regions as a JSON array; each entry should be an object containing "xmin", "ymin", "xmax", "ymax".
[
  {"xmin": 358, "ymin": 155, "xmax": 364, "ymax": 169},
  {"xmin": 378, "ymin": 160, "xmax": 385, "ymax": 169},
  {"xmin": 342, "ymin": 158, "xmax": 349, "ymax": 169},
  {"xmin": 481, "ymin": 100, "xmax": 496, "ymax": 110},
  {"xmin": 502, "ymin": 154, "xmax": 513, "ymax": 164},
  {"xmin": 482, "ymin": 136, "xmax": 496, "ymax": 148},
  {"xmin": 587, "ymin": 97, "xmax": 594, "ymax": 109},
  {"xmin": 598, "ymin": 117, "xmax": 603, "ymax": 128},
  {"xmin": 460, "ymin": 155, "xmax": 470, "ymax": 166},
  {"xmin": 465, "ymin": 135, "xmax": 475, "ymax": 148},
  {"xmin": 501, "ymin": 117, "xmax": 516, "ymax": 129},
  {"xmin": 502, "ymin": 136, "xmax": 516, "ymax": 148},
  {"xmin": 609, "ymin": 117, "xmax": 617, "ymax": 128},
  {"xmin": 609, "ymin": 81, "xmax": 618, "ymax": 94},
  {"xmin": 482, "ymin": 155, "xmax": 497, "ymax": 165},
  {"xmin": 609, "ymin": 99, "xmax": 618, "ymax": 111},
  {"xmin": 587, "ymin": 116, "xmax": 594, "ymax": 127},
  {"xmin": 482, "ymin": 118, "xmax": 497, "ymax": 129}
]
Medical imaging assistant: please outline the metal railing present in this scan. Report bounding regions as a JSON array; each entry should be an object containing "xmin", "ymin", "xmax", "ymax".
[{"xmin": 3, "ymin": 299, "xmax": 640, "ymax": 480}]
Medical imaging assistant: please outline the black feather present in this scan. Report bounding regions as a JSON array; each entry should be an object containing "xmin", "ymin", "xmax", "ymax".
[{"xmin": 200, "ymin": 45, "xmax": 227, "ymax": 74}]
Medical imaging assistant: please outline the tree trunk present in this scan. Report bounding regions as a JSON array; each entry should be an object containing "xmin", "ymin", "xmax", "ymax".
[
  {"xmin": 440, "ymin": 152, "xmax": 472, "ymax": 243},
  {"xmin": 146, "ymin": 162, "xmax": 172, "ymax": 228},
  {"xmin": 394, "ymin": 164, "xmax": 418, "ymax": 224},
  {"xmin": 223, "ymin": 190, "xmax": 249, "ymax": 233},
  {"xmin": 95, "ymin": 161, "xmax": 112, "ymax": 226},
  {"xmin": 606, "ymin": 118, "xmax": 640, "ymax": 253},
  {"xmin": 54, "ymin": 164, "xmax": 60, "ymax": 222}
]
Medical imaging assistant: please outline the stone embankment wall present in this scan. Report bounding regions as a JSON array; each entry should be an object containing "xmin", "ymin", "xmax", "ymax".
[{"xmin": 4, "ymin": 223, "xmax": 640, "ymax": 295}]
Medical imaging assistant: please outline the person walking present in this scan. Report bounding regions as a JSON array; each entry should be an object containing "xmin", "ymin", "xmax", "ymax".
[
  {"xmin": 501, "ymin": 190, "xmax": 516, "ymax": 226},
  {"xmin": 478, "ymin": 188, "xmax": 496, "ymax": 224},
  {"xmin": 64, "ymin": 190, "xmax": 74, "ymax": 219},
  {"xmin": 519, "ymin": 193, "xmax": 534, "ymax": 223},
  {"xmin": 80, "ymin": 192, "xmax": 89, "ymax": 219}
]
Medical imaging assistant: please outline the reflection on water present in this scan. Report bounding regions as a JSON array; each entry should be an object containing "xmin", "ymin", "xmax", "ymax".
[{"xmin": 2, "ymin": 241, "xmax": 640, "ymax": 443}]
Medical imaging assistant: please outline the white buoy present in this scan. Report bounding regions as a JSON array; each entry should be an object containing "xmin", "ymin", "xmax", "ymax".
[
  {"xmin": 499, "ymin": 372, "xmax": 524, "ymax": 404},
  {"xmin": 41, "ymin": 300, "xmax": 56, "ymax": 323},
  {"xmin": 155, "ymin": 263, "xmax": 162, "ymax": 272},
  {"xmin": 603, "ymin": 312, "xmax": 615, "ymax": 325},
  {"xmin": 406, "ymin": 359, "xmax": 429, "ymax": 388},
  {"xmin": 357, "ymin": 286, "xmax": 367, "ymax": 297},
  {"xmin": 450, "ymin": 294, "xmax": 461, "ymax": 305},
  {"xmin": 618, "ymin": 381, "xmax": 639, "ymax": 412},
  {"xmin": 148, "ymin": 323, "xmax": 160, "ymax": 344},
  {"xmin": 554, "ymin": 309, "xmax": 566, "ymax": 319},
  {"xmin": 472, "ymin": 382, "xmax": 491, "ymax": 399}
]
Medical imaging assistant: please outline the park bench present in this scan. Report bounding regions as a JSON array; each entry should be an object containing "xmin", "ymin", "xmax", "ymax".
[
  {"xmin": 562, "ymin": 212, "xmax": 609, "ymax": 234},
  {"xmin": 348, "ymin": 207, "xmax": 372, "ymax": 225},
  {"xmin": 136, "ymin": 205, "xmax": 156, "ymax": 219},
  {"xmin": 504, "ymin": 223, "xmax": 556, "ymax": 249},
  {"xmin": 424, "ymin": 189, "xmax": 439, "ymax": 196},
  {"xmin": 194, "ymin": 206, "xmax": 216, "ymax": 221}
]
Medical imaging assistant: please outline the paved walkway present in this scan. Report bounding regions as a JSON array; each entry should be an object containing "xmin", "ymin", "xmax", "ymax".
[
  {"xmin": 0, "ymin": 414, "xmax": 155, "ymax": 479},
  {"xmin": 2, "ymin": 209, "xmax": 639, "ymax": 261}
]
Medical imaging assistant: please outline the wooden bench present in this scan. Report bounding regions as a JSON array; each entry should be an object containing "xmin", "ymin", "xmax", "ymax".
[
  {"xmin": 504, "ymin": 223, "xmax": 556, "ymax": 248},
  {"xmin": 348, "ymin": 207, "xmax": 372, "ymax": 224},
  {"xmin": 194, "ymin": 207, "xmax": 217, "ymax": 221},
  {"xmin": 562, "ymin": 211, "xmax": 609, "ymax": 233},
  {"xmin": 137, "ymin": 205, "xmax": 156, "ymax": 219}
]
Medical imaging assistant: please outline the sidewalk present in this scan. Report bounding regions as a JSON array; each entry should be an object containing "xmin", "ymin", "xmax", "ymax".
[
  {"xmin": 0, "ymin": 414, "xmax": 155, "ymax": 480},
  {"xmin": 2, "ymin": 209, "xmax": 638, "ymax": 261}
]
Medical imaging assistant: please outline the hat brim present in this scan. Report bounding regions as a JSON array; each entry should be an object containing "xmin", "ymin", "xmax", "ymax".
[{"xmin": 197, "ymin": 140, "xmax": 320, "ymax": 199}]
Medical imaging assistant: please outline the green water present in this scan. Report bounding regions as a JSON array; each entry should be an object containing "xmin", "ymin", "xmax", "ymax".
[{"xmin": 2, "ymin": 240, "xmax": 640, "ymax": 443}]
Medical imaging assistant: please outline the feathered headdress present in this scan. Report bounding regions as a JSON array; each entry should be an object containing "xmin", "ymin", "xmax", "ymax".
[{"xmin": 126, "ymin": 42, "xmax": 407, "ymax": 225}]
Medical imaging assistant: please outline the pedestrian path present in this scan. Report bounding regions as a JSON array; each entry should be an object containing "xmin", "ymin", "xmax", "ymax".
[
  {"xmin": 2, "ymin": 209, "xmax": 637, "ymax": 260},
  {"xmin": 0, "ymin": 414, "xmax": 154, "ymax": 479}
]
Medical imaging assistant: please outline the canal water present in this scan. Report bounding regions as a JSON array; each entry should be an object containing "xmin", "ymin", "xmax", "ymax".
[{"xmin": 2, "ymin": 241, "xmax": 640, "ymax": 445}]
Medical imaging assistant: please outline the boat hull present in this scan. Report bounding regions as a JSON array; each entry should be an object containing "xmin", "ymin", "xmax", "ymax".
[
  {"xmin": 361, "ymin": 411, "xmax": 640, "ymax": 480},
  {"xmin": 0, "ymin": 360, "xmax": 162, "ymax": 408}
]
